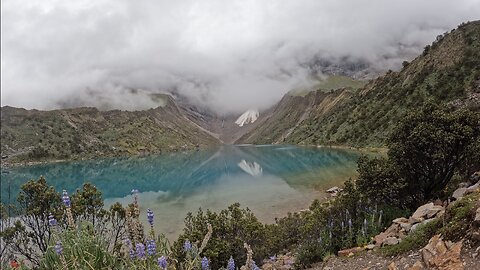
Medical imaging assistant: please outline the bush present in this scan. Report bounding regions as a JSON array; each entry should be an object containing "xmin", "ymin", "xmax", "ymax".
[
  {"xmin": 173, "ymin": 203, "xmax": 268, "ymax": 270},
  {"xmin": 388, "ymin": 102, "xmax": 480, "ymax": 204},
  {"xmin": 356, "ymin": 156, "xmax": 408, "ymax": 208}
]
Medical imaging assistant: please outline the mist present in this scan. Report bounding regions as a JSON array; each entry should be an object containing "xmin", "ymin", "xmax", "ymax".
[{"xmin": 1, "ymin": 0, "xmax": 479, "ymax": 114}]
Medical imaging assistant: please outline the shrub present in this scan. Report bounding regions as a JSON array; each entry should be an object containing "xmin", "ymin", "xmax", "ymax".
[{"xmin": 388, "ymin": 102, "xmax": 480, "ymax": 204}]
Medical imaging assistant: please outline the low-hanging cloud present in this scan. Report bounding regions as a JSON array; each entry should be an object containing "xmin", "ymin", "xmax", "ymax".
[{"xmin": 1, "ymin": 0, "xmax": 479, "ymax": 114}]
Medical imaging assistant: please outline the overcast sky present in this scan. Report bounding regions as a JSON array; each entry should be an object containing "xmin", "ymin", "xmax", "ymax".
[{"xmin": 2, "ymin": 0, "xmax": 479, "ymax": 114}]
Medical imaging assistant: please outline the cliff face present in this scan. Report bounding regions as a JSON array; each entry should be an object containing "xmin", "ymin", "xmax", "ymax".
[{"xmin": 1, "ymin": 96, "xmax": 219, "ymax": 163}]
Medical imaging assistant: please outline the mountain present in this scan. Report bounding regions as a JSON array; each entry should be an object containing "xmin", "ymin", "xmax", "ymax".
[
  {"xmin": 235, "ymin": 109, "xmax": 259, "ymax": 127},
  {"xmin": 1, "ymin": 95, "xmax": 219, "ymax": 164},
  {"xmin": 239, "ymin": 21, "xmax": 480, "ymax": 147}
]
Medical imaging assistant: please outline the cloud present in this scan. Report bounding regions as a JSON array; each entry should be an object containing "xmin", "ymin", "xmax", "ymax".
[{"xmin": 1, "ymin": 0, "xmax": 479, "ymax": 114}]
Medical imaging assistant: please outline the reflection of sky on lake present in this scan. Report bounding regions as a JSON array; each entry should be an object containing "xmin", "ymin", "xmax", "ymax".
[{"xmin": 1, "ymin": 145, "xmax": 361, "ymax": 239}]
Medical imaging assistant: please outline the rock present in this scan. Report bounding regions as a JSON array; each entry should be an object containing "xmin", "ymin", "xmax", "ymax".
[
  {"xmin": 452, "ymin": 187, "xmax": 467, "ymax": 200},
  {"xmin": 475, "ymin": 207, "xmax": 480, "ymax": 225},
  {"xmin": 338, "ymin": 246, "xmax": 363, "ymax": 257},
  {"xmin": 465, "ymin": 181, "xmax": 479, "ymax": 195},
  {"xmin": 388, "ymin": 262, "xmax": 398, "ymax": 270},
  {"xmin": 365, "ymin": 244, "xmax": 376, "ymax": 250},
  {"xmin": 408, "ymin": 260, "xmax": 424, "ymax": 270},
  {"xmin": 410, "ymin": 218, "xmax": 436, "ymax": 233},
  {"xmin": 412, "ymin": 203, "xmax": 444, "ymax": 220},
  {"xmin": 393, "ymin": 217, "xmax": 409, "ymax": 224},
  {"xmin": 409, "ymin": 216, "xmax": 424, "ymax": 224},
  {"xmin": 326, "ymin": 186, "xmax": 342, "ymax": 193},
  {"xmin": 458, "ymin": 182, "xmax": 470, "ymax": 188},
  {"xmin": 383, "ymin": 237, "xmax": 400, "ymax": 246},
  {"xmin": 433, "ymin": 199, "xmax": 443, "ymax": 206},
  {"xmin": 422, "ymin": 234, "xmax": 463, "ymax": 270},
  {"xmin": 399, "ymin": 222, "xmax": 412, "ymax": 232}
]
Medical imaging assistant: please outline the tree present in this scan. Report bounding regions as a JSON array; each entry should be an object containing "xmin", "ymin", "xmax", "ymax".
[
  {"xmin": 13, "ymin": 177, "xmax": 62, "ymax": 264},
  {"xmin": 356, "ymin": 156, "xmax": 408, "ymax": 208},
  {"xmin": 388, "ymin": 102, "xmax": 480, "ymax": 203}
]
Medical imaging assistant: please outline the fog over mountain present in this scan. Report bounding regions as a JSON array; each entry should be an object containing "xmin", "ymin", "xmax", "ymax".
[{"xmin": 2, "ymin": 0, "xmax": 479, "ymax": 114}]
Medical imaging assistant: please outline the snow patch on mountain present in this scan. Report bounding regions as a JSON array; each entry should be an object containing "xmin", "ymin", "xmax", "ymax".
[{"xmin": 235, "ymin": 109, "xmax": 259, "ymax": 127}]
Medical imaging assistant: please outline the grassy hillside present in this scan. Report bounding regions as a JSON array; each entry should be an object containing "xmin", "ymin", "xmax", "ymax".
[
  {"xmin": 1, "ymin": 96, "xmax": 219, "ymax": 164},
  {"xmin": 242, "ymin": 21, "xmax": 480, "ymax": 147}
]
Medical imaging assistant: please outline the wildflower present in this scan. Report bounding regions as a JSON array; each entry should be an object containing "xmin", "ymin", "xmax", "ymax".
[
  {"xmin": 136, "ymin": 243, "xmax": 146, "ymax": 258},
  {"xmin": 227, "ymin": 256, "xmax": 235, "ymax": 270},
  {"xmin": 125, "ymin": 239, "xmax": 135, "ymax": 259},
  {"xmin": 55, "ymin": 241, "xmax": 63, "ymax": 255},
  {"xmin": 253, "ymin": 261, "xmax": 260, "ymax": 270},
  {"xmin": 269, "ymin": 255, "xmax": 276, "ymax": 262},
  {"xmin": 348, "ymin": 218, "xmax": 352, "ymax": 230},
  {"xmin": 131, "ymin": 189, "xmax": 139, "ymax": 195},
  {"xmin": 201, "ymin": 256, "xmax": 209, "ymax": 270},
  {"xmin": 183, "ymin": 240, "xmax": 192, "ymax": 252},
  {"xmin": 147, "ymin": 208, "xmax": 154, "ymax": 226},
  {"xmin": 146, "ymin": 239, "xmax": 156, "ymax": 256},
  {"xmin": 157, "ymin": 256, "xmax": 167, "ymax": 269},
  {"xmin": 48, "ymin": 213, "xmax": 57, "ymax": 226},
  {"xmin": 62, "ymin": 190, "xmax": 71, "ymax": 207}
]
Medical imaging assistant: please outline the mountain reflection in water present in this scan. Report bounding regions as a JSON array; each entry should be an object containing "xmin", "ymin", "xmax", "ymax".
[{"xmin": 2, "ymin": 145, "xmax": 361, "ymax": 239}]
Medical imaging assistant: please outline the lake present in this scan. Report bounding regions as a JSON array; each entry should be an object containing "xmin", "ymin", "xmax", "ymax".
[{"xmin": 1, "ymin": 145, "xmax": 361, "ymax": 239}]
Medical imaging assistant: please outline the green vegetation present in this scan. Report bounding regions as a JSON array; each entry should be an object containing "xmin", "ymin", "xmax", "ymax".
[
  {"xmin": 382, "ymin": 191, "xmax": 480, "ymax": 256},
  {"xmin": 381, "ymin": 219, "xmax": 441, "ymax": 257},
  {"xmin": 241, "ymin": 21, "xmax": 480, "ymax": 147},
  {"xmin": 289, "ymin": 75, "xmax": 366, "ymax": 97},
  {"xmin": 1, "ymin": 97, "xmax": 218, "ymax": 164}
]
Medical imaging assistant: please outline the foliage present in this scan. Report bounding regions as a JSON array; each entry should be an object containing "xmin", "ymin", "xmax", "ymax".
[
  {"xmin": 388, "ymin": 102, "xmax": 480, "ymax": 203},
  {"xmin": 173, "ymin": 203, "xmax": 268, "ymax": 270},
  {"xmin": 356, "ymin": 156, "xmax": 408, "ymax": 208},
  {"xmin": 40, "ymin": 223, "xmax": 122, "ymax": 269}
]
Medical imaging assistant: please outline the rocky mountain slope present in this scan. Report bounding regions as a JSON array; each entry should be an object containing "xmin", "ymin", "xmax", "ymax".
[
  {"xmin": 240, "ymin": 21, "xmax": 480, "ymax": 147},
  {"xmin": 1, "ymin": 95, "xmax": 219, "ymax": 164}
]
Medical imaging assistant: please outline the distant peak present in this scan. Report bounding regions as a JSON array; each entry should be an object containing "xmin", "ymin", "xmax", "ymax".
[{"xmin": 235, "ymin": 109, "xmax": 259, "ymax": 127}]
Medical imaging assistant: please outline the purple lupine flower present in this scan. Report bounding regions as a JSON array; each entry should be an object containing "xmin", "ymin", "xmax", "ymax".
[
  {"xmin": 62, "ymin": 190, "xmax": 71, "ymax": 207},
  {"xmin": 183, "ymin": 240, "xmax": 192, "ymax": 252},
  {"xmin": 147, "ymin": 208, "xmax": 154, "ymax": 226},
  {"xmin": 125, "ymin": 239, "xmax": 135, "ymax": 259},
  {"xmin": 157, "ymin": 256, "xmax": 167, "ymax": 269},
  {"xmin": 253, "ymin": 261, "xmax": 260, "ymax": 270},
  {"xmin": 269, "ymin": 255, "xmax": 276, "ymax": 262},
  {"xmin": 227, "ymin": 256, "xmax": 235, "ymax": 270},
  {"xmin": 136, "ymin": 243, "xmax": 146, "ymax": 258},
  {"xmin": 48, "ymin": 213, "xmax": 57, "ymax": 226},
  {"xmin": 201, "ymin": 256, "xmax": 209, "ymax": 270},
  {"xmin": 146, "ymin": 239, "xmax": 156, "ymax": 256},
  {"xmin": 54, "ymin": 241, "xmax": 63, "ymax": 255}
]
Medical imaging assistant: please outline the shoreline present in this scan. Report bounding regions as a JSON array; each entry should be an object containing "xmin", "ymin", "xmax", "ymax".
[{"xmin": 1, "ymin": 143, "xmax": 385, "ymax": 169}]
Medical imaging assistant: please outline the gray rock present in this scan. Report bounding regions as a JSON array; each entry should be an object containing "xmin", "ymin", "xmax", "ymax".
[
  {"xmin": 411, "ymin": 218, "xmax": 436, "ymax": 233},
  {"xmin": 452, "ymin": 187, "xmax": 467, "ymax": 200},
  {"xmin": 412, "ymin": 203, "xmax": 444, "ymax": 219},
  {"xmin": 383, "ymin": 237, "xmax": 400, "ymax": 246},
  {"xmin": 475, "ymin": 208, "xmax": 480, "ymax": 225},
  {"xmin": 326, "ymin": 186, "xmax": 342, "ymax": 193},
  {"xmin": 465, "ymin": 181, "xmax": 479, "ymax": 195}
]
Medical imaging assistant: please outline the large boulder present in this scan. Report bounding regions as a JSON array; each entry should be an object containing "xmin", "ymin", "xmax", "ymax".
[
  {"xmin": 465, "ymin": 181, "xmax": 479, "ymax": 195},
  {"xmin": 421, "ymin": 235, "xmax": 463, "ymax": 270},
  {"xmin": 412, "ymin": 203, "xmax": 444, "ymax": 220}
]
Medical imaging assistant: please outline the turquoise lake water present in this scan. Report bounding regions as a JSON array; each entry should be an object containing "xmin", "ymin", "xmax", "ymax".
[{"xmin": 1, "ymin": 145, "xmax": 361, "ymax": 239}]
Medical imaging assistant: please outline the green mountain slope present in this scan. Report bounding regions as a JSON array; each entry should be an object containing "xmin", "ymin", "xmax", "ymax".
[
  {"xmin": 1, "ymin": 96, "xmax": 219, "ymax": 163},
  {"xmin": 241, "ymin": 20, "xmax": 480, "ymax": 147}
]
